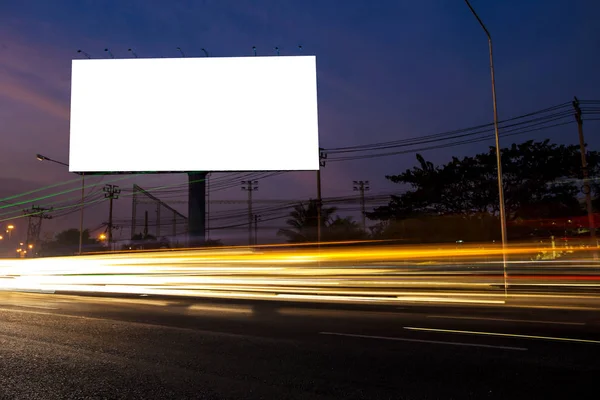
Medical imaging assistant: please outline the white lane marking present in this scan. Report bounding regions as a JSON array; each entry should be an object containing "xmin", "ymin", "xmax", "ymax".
[
  {"xmin": 427, "ymin": 315, "xmax": 586, "ymax": 326},
  {"xmin": 14, "ymin": 304, "xmax": 59, "ymax": 310},
  {"xmin": 0, "ymin": 306, "xmax": 124, "ymax": 322},
  {"xmin": 319, "ymin": 331, "xmax": 527, "ymax": 351},
  {"xmin": 0, "ymin": 307, "xmax": 252, "ymax": 339},
  {"xmin": 404, "ymin": 326, "xmax": 600, "ymax": 345}
]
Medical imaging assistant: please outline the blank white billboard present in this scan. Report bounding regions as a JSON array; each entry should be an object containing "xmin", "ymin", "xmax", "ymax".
[{"xmin": 69, "ymin": 56, "xmax": 319, "ymax": 173}]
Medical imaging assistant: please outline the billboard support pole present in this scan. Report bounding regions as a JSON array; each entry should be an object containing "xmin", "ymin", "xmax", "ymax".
[
  {"xmin": 78, "ymin": 173, "xmax": 85, "ymax": 255},
  {"xmin": 188, "ymin": 172, "xmax": 207, "ymax": 247}
]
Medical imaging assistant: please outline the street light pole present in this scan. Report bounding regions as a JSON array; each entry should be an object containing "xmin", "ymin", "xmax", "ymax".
[
  {"xmin": 36, "ymin": 153, "xmax": 86, "ymax": 255},
  {"xmin": 206, "ymin": 173, "xmax": 210, "ymax": 241},
  {"xmin": 464, "ymin": 0, "xmax": 508, "ymax": 297}
]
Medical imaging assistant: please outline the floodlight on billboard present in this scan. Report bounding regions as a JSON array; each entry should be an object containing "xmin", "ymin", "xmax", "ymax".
[{"xmin": 69, "ymin": 56, "xmax": 319, "ymax": 173}]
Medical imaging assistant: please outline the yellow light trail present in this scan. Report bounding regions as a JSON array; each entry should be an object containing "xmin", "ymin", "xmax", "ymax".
[{"xmin": 0, "ymin": 243, "xmax": 598, "ymax": 308}]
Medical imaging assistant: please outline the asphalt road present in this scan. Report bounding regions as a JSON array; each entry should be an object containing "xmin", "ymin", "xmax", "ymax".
[{"xmin": 0, "ymin": 291, "xmax": 599, "ymax": 399}]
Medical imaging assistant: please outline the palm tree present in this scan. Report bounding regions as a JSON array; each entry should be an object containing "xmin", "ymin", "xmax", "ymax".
[
  {"xmin": 277, "ymin": 200, "xmax": 337, "ymax": 243},
  {"xmin": 325, "ymin": 216, "xmax": 367, "ymax": 241}
]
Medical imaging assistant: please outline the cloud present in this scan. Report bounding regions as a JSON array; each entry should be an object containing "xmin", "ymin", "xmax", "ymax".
[
  {"xmin": 0, "ymin": 80, "xmax": 69, "ymax": 120},
  {"xmin": 0, "ymin": 27, "xmax": 71, "ymax": 120}
]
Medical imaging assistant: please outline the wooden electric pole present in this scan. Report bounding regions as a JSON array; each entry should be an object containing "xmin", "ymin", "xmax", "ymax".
[
  {"xmin": 104, "ymin": 184, "xmax": 121, "ymax": 251},
  {"xmin": 242, "ymin": 181, "xmax": 258, "ymax": 246},
  {"xmin": 573, "ymin": 97, "xmax": 597, "ymax": 253}
]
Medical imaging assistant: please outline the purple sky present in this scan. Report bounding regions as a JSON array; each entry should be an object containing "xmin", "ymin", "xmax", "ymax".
[{"xmin": 1, "ymin": 0, "xmax": 600, "ymax": 246}]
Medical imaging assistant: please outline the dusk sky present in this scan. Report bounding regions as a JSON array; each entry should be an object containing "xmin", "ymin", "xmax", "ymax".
[{"xmin": 1, "ymin": 0, "xmax": 600, "ymax": 245}]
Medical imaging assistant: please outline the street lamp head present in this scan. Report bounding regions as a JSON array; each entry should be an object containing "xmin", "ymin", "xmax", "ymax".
[
  {"xmin": 77, "ymin": 49, "xmax": 92, "ymax": 59},
  {"xmin": 35, "ymin": 154, "xmax": 69, "ymax": 167},
  {"xmin": 7, "ymin": 225, "xmax": 14, "ymax": 230}
]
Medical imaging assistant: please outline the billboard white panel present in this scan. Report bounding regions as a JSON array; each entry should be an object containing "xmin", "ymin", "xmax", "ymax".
[{"xmin": 69, "ymin": 56, "xmax": 319, "ymax": 173}]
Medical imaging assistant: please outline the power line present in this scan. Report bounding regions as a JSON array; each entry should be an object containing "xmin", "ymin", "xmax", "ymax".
[
  {"xmin": 325, "ymin": 102, "xmax": 572, "ymax": 153},
  {"xmin": 328, "ymin": 119, "xmax": 575, "ymax": 163},
  {"xmin": 327, "ymin": 109, "xmax": 573, "ymax": 156}
]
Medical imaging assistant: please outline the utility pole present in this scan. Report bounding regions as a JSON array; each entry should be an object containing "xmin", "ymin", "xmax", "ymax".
[
  {"xmin": 23, "ymin": 205, "xmax": 52, "ymax": 255},
  {"xmin": 104, "ymin": 184, "xmax": 121, "ymax": 251},
  {"xmin": 353, "ymin": 180, "xmax": 370, "ymax": 231},
  {"xmin": 241, "ymin": 180, "xmax": 258, "ymax": 246},
  {"xmin": 573, "ymin": 97, "xmax": 597, "ymax": 253},
  {"xmin": 254, "ymin": 214, "xmax": 261, "ymax": 245},
  {"xmin": 317, "ymin": 148, "xmax": 327, "ymax": 243},
  {"xmin": 156, "ymin": 200, "xmax": 161, "ymax": 238},
  {"xmin": 131, "ymin": 185, "xmax": 138, "ymax": 239},
  {"xmin": 206, "ymin": 173, "xmax": 211, "ymax": 241}
]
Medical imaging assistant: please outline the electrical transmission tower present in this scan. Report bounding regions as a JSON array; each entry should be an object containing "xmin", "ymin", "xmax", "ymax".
[
  {"xmin": 241, "ymin": 180, "xmax": 258, "ymax": 245},
  {"xmin": 23, "ymin": 205, "xmax": 52, "ymax": 253},
  {"xmin": 353, "ymin": 180, "xmax": 370, "ymax": 231},
  {"xmin": 104, "ymin": 184, "xmax": 121, "ymax": 250}
]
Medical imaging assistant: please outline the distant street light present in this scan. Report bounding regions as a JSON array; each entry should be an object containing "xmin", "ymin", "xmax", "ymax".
[
  {"xmin": 6, "ymin": 224, "xmax": 14, "ymax": 240},
  {"xmin": 176, "ymin": 47, "xmax": 185, "ymax": 57},
  {"xmin": 36, "ymin": 153, "xmax": 86, "ymax": 255},
  {"xmin": 275, "ymin": 46, "xmax": 280, "ymax": 56},
  {"xmin": 201, "ymin": 48, "xmax": 209, "ymax": 57},
  {"xmin": 104, "ymin": 48, "xmax": 115, "ymax": 58},
  {"xmin": 464, "ymin": 0, "xmax": 508, "ymax": 297},
  {"xmin": 252, "ymin": 46, "xmax": 257, "ymax": 56},
  {"xmin": 128, "ymin": 48, "xmax": 139, "ymax": 58}
]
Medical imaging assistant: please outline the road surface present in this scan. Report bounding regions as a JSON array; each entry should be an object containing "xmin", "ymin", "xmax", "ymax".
[{"xmin": 0, "ymin": 291, "xmax": 599, "ymax": 399}]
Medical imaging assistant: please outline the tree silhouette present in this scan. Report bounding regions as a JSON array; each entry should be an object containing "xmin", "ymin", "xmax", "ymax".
[
  {"xmin": 326, "ymin": 216, "xmax": 368, "ymax": 241},
  {"xmin": 39, "ymin": 229, "xmax": 102, "ymax": 256},
  {"xmin": 277, "ymin": 200, "xmax": 337, "ymax": 243},
  {"xmin": 368, "ymin": 140, "xmax": 598, "ymax": 241}
]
